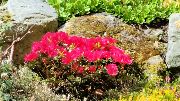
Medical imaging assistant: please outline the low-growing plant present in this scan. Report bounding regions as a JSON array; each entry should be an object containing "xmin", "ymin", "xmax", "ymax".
[
  {"xmin": 104, "ymin": 0, "xmax": 179, "ymax": 24},
  {"xmin": 0, "ymin": 61, "xmax": 14, "ymax": 101},
  {"xmin": 47, "ymin": 0, "xmax": 180, "ymax": 24},
  {"xmin": 24, "ymin": 31, "xmax": 133, "ymax": 99},
  {"xmin": 12, "ymin": 67, "xmax": 65, "ymax": 101},
  {"xmin": 119, "ymin": 83, "xmax": 180, "ymax": 101},
  {"xmin": 47, "ymin": 0, "xmax": 104, "ymax": 22}
]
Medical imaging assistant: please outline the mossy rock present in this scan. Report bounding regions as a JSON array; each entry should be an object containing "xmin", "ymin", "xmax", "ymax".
[{"xmin": 59, "ymin": 13, "xmax": 166, "ymax": 64}]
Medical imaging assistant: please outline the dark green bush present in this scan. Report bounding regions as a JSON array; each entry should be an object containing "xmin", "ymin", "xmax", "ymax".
[{"xmin": 48, "ymin": 0, "xmax": 180, "ymax": 24}]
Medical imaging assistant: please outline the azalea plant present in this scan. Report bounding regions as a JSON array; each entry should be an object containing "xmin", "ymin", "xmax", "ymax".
[{"xmin": 24, "ymin": 31, "xmax": 132, "ymax": 99}]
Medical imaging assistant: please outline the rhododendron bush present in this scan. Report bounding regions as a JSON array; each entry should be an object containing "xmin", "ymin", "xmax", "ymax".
[{"xmin": 24, "ymin": 31, "xmax": 132, "ymax": 99}]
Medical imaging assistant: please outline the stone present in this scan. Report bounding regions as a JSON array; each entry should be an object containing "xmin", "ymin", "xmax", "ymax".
[
  {"xmin": 7, "ymin": 0, "xmax": 57, "ymax": 24},
  {"xmin": 146, "ymin": 55, "xmax": 164, "ymax": 65},
  {"xmin": 59, "ymin": 12, "xmax": 126, "ymax": 37},
  {"xmin": 1, "ymin": 0, "xmax": 58, "ymax": 64},
  {"xmin": 143, "ymin": 28, "xmax": 164, "ymax": 41},
  {"xmin": 166, "ymin": 13, "xmax": 180, "ymax": 68},
  {"xmin": 58, "ymin": 13, "xmax": 166, "ymax": 64}
]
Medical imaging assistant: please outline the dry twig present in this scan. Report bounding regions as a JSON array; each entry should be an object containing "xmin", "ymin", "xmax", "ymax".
[{"xmin": 2, "ymin": 25, "xmax": 34, "ymax": 64}]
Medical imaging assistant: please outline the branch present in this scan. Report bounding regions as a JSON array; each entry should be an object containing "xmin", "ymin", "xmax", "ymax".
[{"xmin": 2, "ymin": 25, "xmax": 34, "ymax": 64}]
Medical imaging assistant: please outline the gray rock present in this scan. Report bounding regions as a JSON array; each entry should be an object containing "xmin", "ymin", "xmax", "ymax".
[
  {"xmin": 166, "ymin": 13, "xmax": 180, "ymax": 68},
  {"xmin": 2, "ymin": 0, "xmax": 58, "ymax": 64},
  {"xmin": 144, "ymin": 28, "xmax": 164, "ymax": 40},
  {"xmin": 147, "ymin": 55, "xmax": 164, "ymax": 65},
  {"xmin": 7, "ymin": 0, "xmax": 57, "ymax": 24}
]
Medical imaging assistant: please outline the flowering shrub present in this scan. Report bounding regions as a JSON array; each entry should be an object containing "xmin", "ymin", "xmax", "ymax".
[{"xmin": 24, "ymin": 31, "xmax": 132, "ymax": 99}]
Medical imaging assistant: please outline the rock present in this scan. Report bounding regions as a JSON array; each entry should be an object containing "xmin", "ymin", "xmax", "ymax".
[
  {"xmin": 144, "ymin": 28, "xmax": 164, "ymax": 41},
  {"xmin": 7, "ymin": 0, "xmax": 57, "ymax": 24},
  {"xmin": 166, "ymin": 13, "xmax": 180, "ymax": 68},
  {"xmin": 159, "ymin": 25, "xmax": 168, "ymax": 43},
  {"xmin": 59, "ymin": 12, "xmax": 125, "ymax": 37},
  {"xmin": 146, "ymin": 55, "xmax": 164, "ymax": 65},
  {"xmin": 1, "ymin": 0, "xmax": 58, "ymax": 64},
  {"xmin": 59, "ymin": 13, "xmax": 166, "ymax": 63}
]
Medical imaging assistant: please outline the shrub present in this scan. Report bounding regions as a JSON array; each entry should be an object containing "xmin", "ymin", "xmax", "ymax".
[{"xmin": 24, "ymin": 31, "xmax": 132, "ymax": 99}]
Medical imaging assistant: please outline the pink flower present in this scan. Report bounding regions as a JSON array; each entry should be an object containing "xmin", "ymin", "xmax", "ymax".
[
  {"xmin": 24, "ymin": 52, "xmax": 38, "ymax": 62},
  {"xmin": 55, "ymin": 31, "xmax": 69, "ymax": 43},
  {"xmin": 84, "ymin": 50, "xmax": 102, "ymax": 62},
  {"xmin": 111, "ymin": 53, "xmax": 132, "ymax": 64},
  {"xmin": 109, "ymin": 46, "xmax": 132, "ymax": 64},
  {"xmin": 84, "ymin": 50, "xmax": 93, "ymax": 62},
  {"xmin": 58, "ymin": 47, "xmax": 67, "ymax": 57},
  {"xmin": 41, "ymin": 32, "xmax": 54, "ymax": 44},
  {"xmin": 46, "ymin": 44, "xmax": 60, "ymax": 58},
  {"xmin": 84, "ymin": 37, "xmax": 100, "ymax": 50},
  {"xmin": 101, "ymin": 51, "xmax": 111, "ymax": 59},
  {"xmin": 88, "ymin": 66, "xmax": 96, "ymax": 73},
  {"xmin": 40, "ymin": 32, "xmax": 68, "ymax": 46},
  {"xmin": 109, "ymin": 46, "xmax": 124, "ymax": 53},
  {"xmin": 69, "ymin": 48, "xmax": 83, "ymax": 60},
  {"xmin": 100, "ymin": 37, "xmax": 116, "ymax": 47},
  {"xmin": 61, "ymin": 48, "xmax": 83, "ymax": 64},
  {"xmin": 121, "ymin": 55, "xmax": 132, "ymax": 64},
  {"xmin": 68, "ymin": 36, "xmax": 86, "ymax": 48},
  {"xmin": 31, "ymin": 42, "xmax": 42, "ymax": 53},
  {"xmin": 62, "ymin": 53, "xmax": 73, "ymax": 64},
  {"xmin": 42, "ymin": 58, "xmax": 47, "ymax": 64},
  {"xmin": 77, "ymin": 66, "xmax": 84, "ymax": 74},
  {"xmin": 71, "ymin": 62, "xmax": 79, "ymax": 71},
  {"xmin": 106, "ymin": 64, "xmax": 118, "ymax": 76}
]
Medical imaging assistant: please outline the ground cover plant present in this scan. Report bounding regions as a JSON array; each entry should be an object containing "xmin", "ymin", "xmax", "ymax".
[
  {"xmin": 0, "ymin": 62, "xmax": 14, "ymax": 101},
  {"xmin": 118, "ymin": 80, "xmax": 180, "ymax": 101},
  {"xmin": 48, "ymin": 0, "xmax": 180, "ymax": 24}
]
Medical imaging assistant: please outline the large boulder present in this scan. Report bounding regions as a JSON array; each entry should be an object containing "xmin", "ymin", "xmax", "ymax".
[
  {"xmin": 59, "ymin": 13, "xmax": 166, "ymax": 64},
  {"xmin": 166, "ymin": 13, "xmax": 180, "ymax": 68},
  {"xmin": 1, "ymin": 0, "xmax": 58, "ymax": 64}
]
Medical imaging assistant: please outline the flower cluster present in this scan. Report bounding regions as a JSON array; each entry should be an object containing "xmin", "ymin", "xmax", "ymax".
[{"xmin": 24, "ymin": 32, "xmax": 132, "ymax": 77}]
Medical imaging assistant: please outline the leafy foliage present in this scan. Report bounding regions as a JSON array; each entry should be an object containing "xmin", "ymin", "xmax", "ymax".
[
  {"xmin": 104, "ymin": 0, "xmax": 179, "ymax": 24},
  {"xmin": 47, "ymin": 0, "xmax": 104, "ymax": 22},
  {"xmin": 47, "ymin": 0, "xmax": 180, "ymax": 24},
  {"xmin": 0, "ymin": 62, "xmax": 14, "ymax": 101}
]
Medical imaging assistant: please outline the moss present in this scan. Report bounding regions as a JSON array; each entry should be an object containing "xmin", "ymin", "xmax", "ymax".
[
  {"xmin": 64, "ymin": 15, "xmax": 107, "ymax": 37},
  {"xmin": 0, "ymin": 8, "xmax": 12, "ymax": 23},
  {"xmin": 114, "ymin": 26, "xmax": 163, "ymax": 64},
  {"xmin": 62, "ymin": 15, "xmax": 167, "ymax": 64}
]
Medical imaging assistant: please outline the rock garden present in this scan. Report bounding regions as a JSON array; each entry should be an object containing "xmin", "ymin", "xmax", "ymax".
[{"xmin": 0, "ymin": 0, "xmax": 180, "ymax": 100}]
